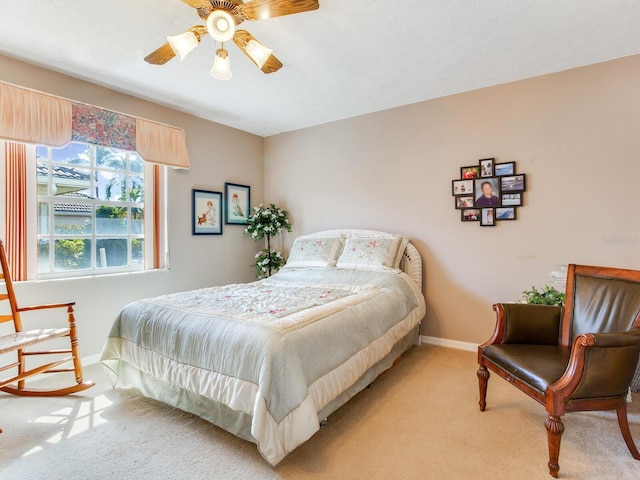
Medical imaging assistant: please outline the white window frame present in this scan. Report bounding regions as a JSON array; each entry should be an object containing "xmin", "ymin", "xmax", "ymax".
[{"xmin": 0, "ymin": 140, "xmax": 167, "ymax": 281}]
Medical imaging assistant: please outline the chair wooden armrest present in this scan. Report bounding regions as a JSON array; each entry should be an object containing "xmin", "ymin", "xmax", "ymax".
[
  {"xmin": 548, "ymin": 329, "xmax": 640, "ymax": 413},
  {"xmin": 17, "ymin": 302, "xmax": 75, "ymax": 313}
]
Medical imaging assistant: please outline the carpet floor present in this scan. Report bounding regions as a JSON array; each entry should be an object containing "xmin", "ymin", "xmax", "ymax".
[{"xmin": 1, "ymin": 346, "xmax": 639, "ymax": 480}]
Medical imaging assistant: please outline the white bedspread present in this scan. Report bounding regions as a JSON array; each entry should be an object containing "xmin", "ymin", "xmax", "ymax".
[{"xmin": 101, "ymin": 268, "xmax": 425, "ymax": 465}]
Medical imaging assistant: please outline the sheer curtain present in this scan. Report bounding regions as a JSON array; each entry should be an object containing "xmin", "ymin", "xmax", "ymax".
[{"xmin": 4, "ymin": 142, "xmax": 28, "ymax": 280}]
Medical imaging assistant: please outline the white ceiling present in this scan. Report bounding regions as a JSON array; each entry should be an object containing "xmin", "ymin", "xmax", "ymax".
[{"xmin": 1, "ymin": 1, "xmax": 639, "ymax": 137}]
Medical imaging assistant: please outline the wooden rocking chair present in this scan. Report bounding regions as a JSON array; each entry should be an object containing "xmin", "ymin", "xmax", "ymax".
[{"xmin": 0, "ymin": 240, "xmax": 94, "ymax": 432}]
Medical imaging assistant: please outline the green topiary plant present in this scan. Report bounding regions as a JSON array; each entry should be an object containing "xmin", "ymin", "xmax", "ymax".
[
  {"xmin": 522, "ymin": 285, "xmax": 565, "ymax": 306},
  {"xmin": 244, "ymin": 203, "xmax": 292, "ymax": 278}
]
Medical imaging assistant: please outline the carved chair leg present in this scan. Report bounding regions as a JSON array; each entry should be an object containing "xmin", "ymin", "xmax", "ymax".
[
  {"xmin": 67, "ymin": 306, "xmax": 85, "ymax": 384},
  {"xmin": 477, "ymin": 365, "xmax": 490, "ymax": 412},
  {"xmin": 616, "ymin": 404, "xmax": 640, "ymax": 460},
  {"xmin": 17, "ymin": 348, "xmax": 25, "ymax": 390},
  {"xmin": 545, "ymin": 415, "xmax": 565, "ymax": 478}
]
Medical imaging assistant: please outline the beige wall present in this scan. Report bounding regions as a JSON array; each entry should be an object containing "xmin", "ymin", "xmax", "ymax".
[
  {"xmin": 264, "ymin": 55, "xmax": 640, "ymax": 345},
  {"xmin": 2, "ymin": 53, "xmax": 639, "ymax": 357},
  {"xmin": 0, "ymin": 54, "xmax": 265, "ymax": 358}
]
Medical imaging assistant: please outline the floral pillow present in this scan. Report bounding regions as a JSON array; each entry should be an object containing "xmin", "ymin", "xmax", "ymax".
[
  {"xmin": 284, "ymin": 236, "xmax": 344, "ymax": 268},
  {"xmin": 336, "ymin": 235, "xmax": 409, "ymax": 271}
]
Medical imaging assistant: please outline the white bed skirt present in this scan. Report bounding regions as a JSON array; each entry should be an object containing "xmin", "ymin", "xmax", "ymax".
[{"xmin": 103, "ymin": 324, "xmax": 420, "ymax": 464}]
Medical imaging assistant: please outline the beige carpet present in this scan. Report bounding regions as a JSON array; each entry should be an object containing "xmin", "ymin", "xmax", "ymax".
[{"xmin": 1, "ymin": 346, "xmax": 639, "ymax": 480}]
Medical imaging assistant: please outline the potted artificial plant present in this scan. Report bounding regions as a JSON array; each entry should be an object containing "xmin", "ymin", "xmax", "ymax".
[
  {"xmin": 245, "ymin": 203, "xmax": 292, "ymax": 278},
  {"xmin": 522, "ymin": 285, "xmax": 565, "ymax": 306}
]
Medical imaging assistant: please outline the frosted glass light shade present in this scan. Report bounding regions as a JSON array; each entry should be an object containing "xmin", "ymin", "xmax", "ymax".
[
  {"xmin": 207, "ymin": 10, "xmax": 235, "ymax": 42},
  {"xmin": 210, "ymin": 48, "xmax": 232, "ymax": 80},
  {"xmin": 245, "ymin": 39, "xmax": 273, "ymax": 68},
  {"xmin": 167, "ymin": 31, "xmax": 198, "ymax": 60}
]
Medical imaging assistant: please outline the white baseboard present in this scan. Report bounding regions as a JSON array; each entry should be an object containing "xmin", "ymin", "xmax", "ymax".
[
  {"xmin": 420, "ymin": 335, "xmax": 477, "ymax": 352},
  {"xmin": 82, "ymin": 353, "xmax": 102, "ymax": 366}
]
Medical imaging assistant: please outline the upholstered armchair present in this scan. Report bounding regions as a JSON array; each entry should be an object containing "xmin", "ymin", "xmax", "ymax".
[{"xmin": 477, "ymin": 264, "xmax": 640, "ymax": 477}]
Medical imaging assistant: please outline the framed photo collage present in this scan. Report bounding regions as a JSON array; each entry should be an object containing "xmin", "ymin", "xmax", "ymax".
[{"xmin": 452, "ymin": 158, "xmax": 526, "ymax": 227}]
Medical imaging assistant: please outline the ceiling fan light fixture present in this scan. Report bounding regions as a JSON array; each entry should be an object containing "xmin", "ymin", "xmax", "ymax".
[
  {"xmin": 210, "ymin": 48, "xmax": 232, "ymax": 80},
  {"xmin": 245, "ymin": 39, "xmax": 273, "ymax": 68},
  {"xmin": 167, "ymin": 31, "xmax": 199, "ymax": 60},
  {"xmin": 207, "ymin": 10, "xmax": 235, "ymax": 42}
]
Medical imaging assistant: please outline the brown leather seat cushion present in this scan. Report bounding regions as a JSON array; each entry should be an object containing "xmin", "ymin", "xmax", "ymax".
[{"xmin": 483, "ymin": 344, "xmax": 571, "ymax": 395}]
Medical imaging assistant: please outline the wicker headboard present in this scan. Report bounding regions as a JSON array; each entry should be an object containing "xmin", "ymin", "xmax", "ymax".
[{"xmin": 303, "ymin": 229, "xmax": 423, "ymax": 288}]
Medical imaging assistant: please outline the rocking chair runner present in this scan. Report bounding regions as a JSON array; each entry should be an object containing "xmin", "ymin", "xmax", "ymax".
[
  {"xmin": 477, "ymin": 264, "xmax": 640, "ymax": 477},
  {"xmin": 0, "ymin": 240, "xmax": 94, "ymax": 432}
]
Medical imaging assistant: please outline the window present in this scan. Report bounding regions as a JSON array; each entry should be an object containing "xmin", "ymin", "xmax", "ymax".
[
  {"xmin": 36, "ymin": 142, "xmax": 149, "ymax": 275},
  {"xmin": 2, "ymin": 140, "xmax": 165, "ymax": 280}
]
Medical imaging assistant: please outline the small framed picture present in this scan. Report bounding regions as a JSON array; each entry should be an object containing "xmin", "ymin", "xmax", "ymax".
[
  {"xmin": 479, "ymin": 158, "xmax": 495, "ymax": 177},
  {"xmin": 501, "ymin": 174, "xmax": 526, "ymax": 192},
  {"xmin": 455, "ymin": 196, "xmax": 474, "ymax": 209},
  {"xmin": 474, "ymin": 178, "xmax": 501, "ymax": 207},
  {"xmin": 480, "ymin": 208, "xmax": 495, "ymax": 226},
  {"xmin": 224, "ymin": 183, "xmax": 250, "ymax": 225},
  {"xmin": 460, "ymin": 165, "xmax": 480, "ymax": 179},
  {"xmin": 192, "ymin": 189, "xmax": 223, "ymax": 235},
  {"xmin": 496, "ymin": 207, "xmax": 517, "ymax": 220},
  {"xmin": 461, "ymin": 208, "xmax": 480, "ymax": 222},
  {"xmin": 495, "ymin": 162, "xmax": 515, "ymax": 176},
  {"xmin": 452, "ymin": 179, "xmax": 474, "ymax": 196},
  {"xmin": 501, "ymin": 193, "xmax": 522, "ymax": 206}
]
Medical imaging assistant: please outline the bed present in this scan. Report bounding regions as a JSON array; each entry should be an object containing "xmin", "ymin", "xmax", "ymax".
[{"xmin": 100, "ymin": 229, "xmax": 426, "ymax": 465}]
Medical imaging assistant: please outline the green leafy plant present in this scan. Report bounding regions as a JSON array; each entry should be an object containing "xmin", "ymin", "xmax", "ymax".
[
  {"xmin": 244, "ymin": 203, "xmax": 292, "ymax": 278},
  {"xmin": 522, "ymin": 285, "xmax": 565, "ymax": 306},
  {"xmin": 252, "ymin": 248, "xmax": 284, "ymax": 279}
]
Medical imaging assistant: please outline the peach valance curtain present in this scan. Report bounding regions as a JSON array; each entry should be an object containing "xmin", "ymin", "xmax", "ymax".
[
  {"xmin": 136, "ymin": 118, "xmax": 191, "ymax": 169},
  {"xmin": 0, "ymin": 82, "xmax": 190, "ymax": 169},
  {"xmin": 0, "ymin": 83, "xmax": 72, "ymax": 147}
]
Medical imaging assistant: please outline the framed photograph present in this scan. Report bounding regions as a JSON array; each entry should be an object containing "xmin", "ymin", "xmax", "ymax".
[
  {"xmin": 455, "ymin": 196, "xmax": 474, "ymax": 209},
  {"xmin": 495, "ymin": 162, "xmax": 515, "ymax": 176},
  {"xmin": 496, "ymin": 207, "xmax": 517, "ymax": 221},
  {"xmin": 461, "ymin": 208, "xmax": 480, "ymax": 222},
  {"xmin": 224, "ymin": 183, "xmax": 250, "ymax": 225},
  {"xmin": 501, "ymin": 193, "xmax": 522, "ymax": 207},
  {"xmin": 452, "ymin": 179, "xmax": 474, "ymax": 196},
  {"xmin": 501, "ymin": 174, "xmax": 526, "ymax": 192},
  {"xmin": 474, "ymin": 178, "xmax": 501, "ymax": 207},
  {"xmin": 480, "ymin": 208, "xmax": 495, "ymax": 226},
  {"xmin": 192, "ymin": 189, "xmax": 223, "ymax": 235},
  {"xmin": 479, "ymin": 158, "xmax": 495, "ymax": 177},
  {"xmin": 460, "ymin": 165, "xmax": 480, "ymax": 179}
]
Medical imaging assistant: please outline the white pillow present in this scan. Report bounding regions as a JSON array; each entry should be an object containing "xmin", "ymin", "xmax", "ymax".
[
  {"xmin": 336, "ymin": 235, "xmax": 409, "ymax": 271},
  {"xmin": 284, "ymin": 236, "xmax": 343, "ymax": 268}
]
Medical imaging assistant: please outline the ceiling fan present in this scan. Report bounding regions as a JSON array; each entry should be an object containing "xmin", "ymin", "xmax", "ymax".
[{"xmin": 144, "ymin": 0, "xmax": 320, "ymax": 80}]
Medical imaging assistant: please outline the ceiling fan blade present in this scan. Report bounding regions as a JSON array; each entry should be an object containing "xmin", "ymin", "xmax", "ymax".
[
  {"xmin": 180, "ymin": 0, "xmax": 211, "ymax": 8},
  {"xmin": 144, "ymin": 43, "xmax": 176, "ymax": 65},
  {"xmin": 233, "ymin": 30, "xmax": 283, "ymax": 74},
  {"xmin": 260, "ymin": 54, "xmax": 283, "ymax": 74},
  {"xmin": 240, "ymin": 0, "xmax": 319, "ymax": 21}
]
